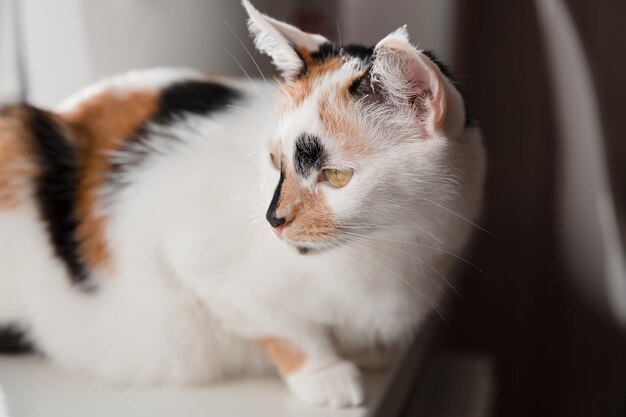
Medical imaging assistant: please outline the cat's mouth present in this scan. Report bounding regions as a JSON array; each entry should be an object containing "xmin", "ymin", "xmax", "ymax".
[
  {"xmin": 296, "ymin": 246, "xmax": 314, "ymax": 255},
  {"xmin": 295, "ymin": 244, "xmax": 336, "ymax": 255},
  {"xmin": 281, "ymin": 232, "xmax": 337, "ymax": 255},
  {"xmin": 287, "ymin": 240, "xmax": 329, "ymax": 255}
]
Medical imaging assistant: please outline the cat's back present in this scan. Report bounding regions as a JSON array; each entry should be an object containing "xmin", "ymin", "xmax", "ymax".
[
  {"xmin": 0, "ymin": 68, "xmax": 274, "ymax": 380},
  {"xmin": 0, "ymin": 68, "xmax": 254, "ymax": 210},
  {"xmin": 0, "ymin": 67, "xmax": 270, "ymax": 287}
]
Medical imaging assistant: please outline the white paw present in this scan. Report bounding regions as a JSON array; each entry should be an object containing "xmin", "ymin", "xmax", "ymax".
[{"xmin": 286, "ymin": 361, "xmax": 364, "ymax": 408}]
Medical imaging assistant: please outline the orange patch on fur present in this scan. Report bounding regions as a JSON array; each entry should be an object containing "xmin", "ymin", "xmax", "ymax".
[
  {"xmin": 63, "ymin": 89, "xmax": 158, "ymax": 270},
  {"xmin": 276, "ymin": 168, "xmax": 336, "ymax": 242},
  {"xmin": 0, "ymin": 106, "xmax": 37, "ymax": 209},
  {"xmin": 318, "ymin": 82, "xmax": 372, "ymax": 161},
  {"xmin": 279, "ymin": 50, "xmax": 343, "ymax": 109},
  {"xmin": 257, "ymin": 337, "xmax": 306, "ymax": 375},
  {"xmin": 294, "ymin": 188, "xmax": 336, "ymax": 242}
]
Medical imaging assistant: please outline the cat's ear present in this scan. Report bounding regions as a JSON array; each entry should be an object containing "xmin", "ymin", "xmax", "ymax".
[
  {"xmin": 242, "ymin": 0, "xmax": 330, "ymax": 81},
  {"xmin": 367, "ymin": 26, "xmax": 449, "ymax": 134}
]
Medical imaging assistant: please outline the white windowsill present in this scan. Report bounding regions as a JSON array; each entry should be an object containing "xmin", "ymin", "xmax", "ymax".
[{"xmin": 0, "ymin": 356, "xmax": 392, "ymax": 417}]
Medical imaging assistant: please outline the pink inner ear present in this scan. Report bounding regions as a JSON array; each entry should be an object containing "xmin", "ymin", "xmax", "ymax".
[
  {"xmin": 407, "ymin": 61, "xmax": 433, "ymax": 93},
  {"xmin": 429, "ymin": 71, "xmax": 446, "ymax": 130},
  {"xmin": 374, "ymin": 38, "xmax": 449, "ymax": 132},
  {"xmin": 408, "ymin": 54, "xmax": 447, "ymax": 130}
]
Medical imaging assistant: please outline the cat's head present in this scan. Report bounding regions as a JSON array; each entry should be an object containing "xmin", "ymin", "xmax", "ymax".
[{"xmin": 243, "ymin": 1, "xmax": 475, "ymax": 254}]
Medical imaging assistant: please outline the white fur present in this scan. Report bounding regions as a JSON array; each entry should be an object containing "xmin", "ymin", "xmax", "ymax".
[
  {"xmin": 0, "ymin": 8, "xmax": 485, "ymax": 409},
  {"xmin": 57, "ymin": 67, "xmax": 210, "ymax": 113}
]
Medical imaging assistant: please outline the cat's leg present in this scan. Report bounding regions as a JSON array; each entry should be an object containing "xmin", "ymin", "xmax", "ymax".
[
  {"xmin": 332, "ymin": 329, "xmax": 399, "ymax": 371},
  {"xmin": 349, "ymin": 346, "xmax": 397, "ymax": 371},
  {"xmin": 254, "ymin": 322, "xmax": 364, "ymax": 408}
]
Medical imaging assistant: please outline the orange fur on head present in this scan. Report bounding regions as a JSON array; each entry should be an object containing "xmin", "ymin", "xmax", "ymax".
[
  {"xmin": 275, "ymin": 166, "xmax": 336, "ymax": 243},
  {"xmin": 318, "ymin": 84, "xmax": 371, "ymax": 160},
  {"xmin": 279, "ymin": 49, "xmax": 343, "ymax": 109}
]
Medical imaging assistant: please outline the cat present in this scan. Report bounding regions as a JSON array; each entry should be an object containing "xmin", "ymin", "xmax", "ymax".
[{"xmin": 0, "ymin": 0, "xmax": 485, "ymax": 408}]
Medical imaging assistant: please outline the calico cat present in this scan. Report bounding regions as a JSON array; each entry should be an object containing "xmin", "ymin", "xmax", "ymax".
[{"xmin": 0, "ymin": 1, "xmax": 485, "ymax": 408}]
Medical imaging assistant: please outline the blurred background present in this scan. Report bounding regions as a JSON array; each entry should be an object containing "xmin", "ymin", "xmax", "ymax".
[{"xmin": 1, "ymin": 0, "xmax": 625, "ymax": 416}]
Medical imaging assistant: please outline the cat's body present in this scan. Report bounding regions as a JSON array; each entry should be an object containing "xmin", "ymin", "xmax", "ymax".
[{"xmin": 0, "ymin": 2, "xmax": 485, "ymax": 407}]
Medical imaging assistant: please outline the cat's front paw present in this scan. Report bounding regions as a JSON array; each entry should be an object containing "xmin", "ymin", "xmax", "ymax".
[{"xmin": 286, "ymin": 361, "xmax": 364, "ymax": 408}]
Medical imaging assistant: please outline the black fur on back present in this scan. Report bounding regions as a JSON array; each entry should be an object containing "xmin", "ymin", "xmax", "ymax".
[
  {"xmin": 154, "ymin": 80, "xmax": 242, "ymax": 125},
  {"xmin": 29, "ymin": 107, "xmax": 89, "ymax": 285},
  {"xmin": 109, "ymin": 80, "xmax": 243, "ymax": 186}
]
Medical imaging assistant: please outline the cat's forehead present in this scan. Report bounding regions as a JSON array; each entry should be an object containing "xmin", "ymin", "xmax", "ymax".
[
  {"xmin": 278, "ymin": 43, "xmax": 373, "ymax": 111},
  {"xmin": 273, "ymin": 44, "xmax": 373, "ymax": 150}
]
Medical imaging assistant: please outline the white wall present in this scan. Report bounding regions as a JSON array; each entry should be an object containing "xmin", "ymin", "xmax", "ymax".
[
  {"xmin": 340, "ymin": 0, "xmax": 456, "ymax": 64},
  {"xmin": 15, "ymin": 0, "xmax": 457, "ymax": 108},
  {"xmin": 18, "ymin": 0, "xmax": 293, "ymax": 108},
  {"xmin": 0, "ymin": 0, "xmax": 21, "ymax": 104}
]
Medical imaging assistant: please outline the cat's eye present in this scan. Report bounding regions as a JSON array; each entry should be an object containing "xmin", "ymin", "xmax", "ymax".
[
  {"xmin": 270, "ymin": 152, "xmax": 280, "ymax": 170},
  {"xmin": 321, "ymin": 169, "xmax": 353, "ymax": 188}
]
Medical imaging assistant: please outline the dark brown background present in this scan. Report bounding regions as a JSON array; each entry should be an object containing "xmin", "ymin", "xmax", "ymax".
[{"xmin": 443, "ymin": 2, "xmax": 626, "ymax": 417}]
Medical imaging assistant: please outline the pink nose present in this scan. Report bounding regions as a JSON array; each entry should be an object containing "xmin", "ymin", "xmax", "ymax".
[{"xmin": 272, "ymin": 224, "xmax": 284, "ymax": 239}]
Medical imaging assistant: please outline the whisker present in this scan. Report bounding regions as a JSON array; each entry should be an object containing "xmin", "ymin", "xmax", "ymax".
[
  {"xmin": 336, "ymin": 20, "xmax": 343, "ymax": 49},
  {"xmin": 339, "ymin": 223, "xmax": 445, "ymax": 245},
  {"xmin": 226, "ymin": 104, "xmax": 264, "ymax": 122},
  {"xmin": 341, "ymin": 231, "xmax": 467, "ymax": 306},
  {"xmin": 346, "ymin": 235, "xmax": 446, "ymax": 292},
  {"xmin": 340, "ymin": 243, "xmax": 449, "ymax": 325},
  {"xmin": 420, "ymin": 198, "xmax": 495, "ymax": 237},
  {"xmin": 339, "ymin": 230, "xmax": 491, "ymax": 279},
  {"xmin": 219, "ymin": 44, "xmax": 273, "ymax": 110},
  {"xmin": 224, "ymin": 21, "xmax": 275, "ymax": 112}
]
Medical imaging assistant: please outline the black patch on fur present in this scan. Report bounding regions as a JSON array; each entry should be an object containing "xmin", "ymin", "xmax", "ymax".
[
  {"xmin": 109, "ymin": 80, "xmax": 242, "ymax": 182},
  {"xmin": 310, "ymin": 43, "xmax": 340, "ymax": 64},
  {"xmin": 342, "ymin": 44, "xmax": 375, "ymax": 63},
  {"xmin": 348, "ymin": 74, "xmax": 364, "ymax": 96},
  {"xmin": 155, "ymin": 80, "xmax": 242, "ymax": 124},
  {"xmin": 309, "ymin": 43, "xmax": 374, "ymax": 65},
  {"xmin": 348, "ymin": 68, "xmax": 374, "ymax": 97},
  {"xmin": 294, "ymin": 133, "xmax": 326, "ymax": 178},
  {"xmin": 0, "ymin": 324, "xmax": 33, "ymax": 354},
  {"xmin": 294, "ymin": 43, "xmax": 374, "ymax": 79},
  {"xmin": 422, "ymin": 50, "xmax": 474, "ymax": 127},
  {"xmin": 266, "ymin": 169, "xmax": 285, "ymax": 228},
  {"xmin": 29, "ymin": 108, "xmax": 89, "ymax": 284}
]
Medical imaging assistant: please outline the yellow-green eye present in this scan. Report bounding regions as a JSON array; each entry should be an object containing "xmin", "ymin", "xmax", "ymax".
[
  {"xmin": 270, "ymin": 152, "xmax": 280, "ymax": 170},
  {"xmin": 322, "ymin": 169, "xmax": 353, "ymax": 188}
]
